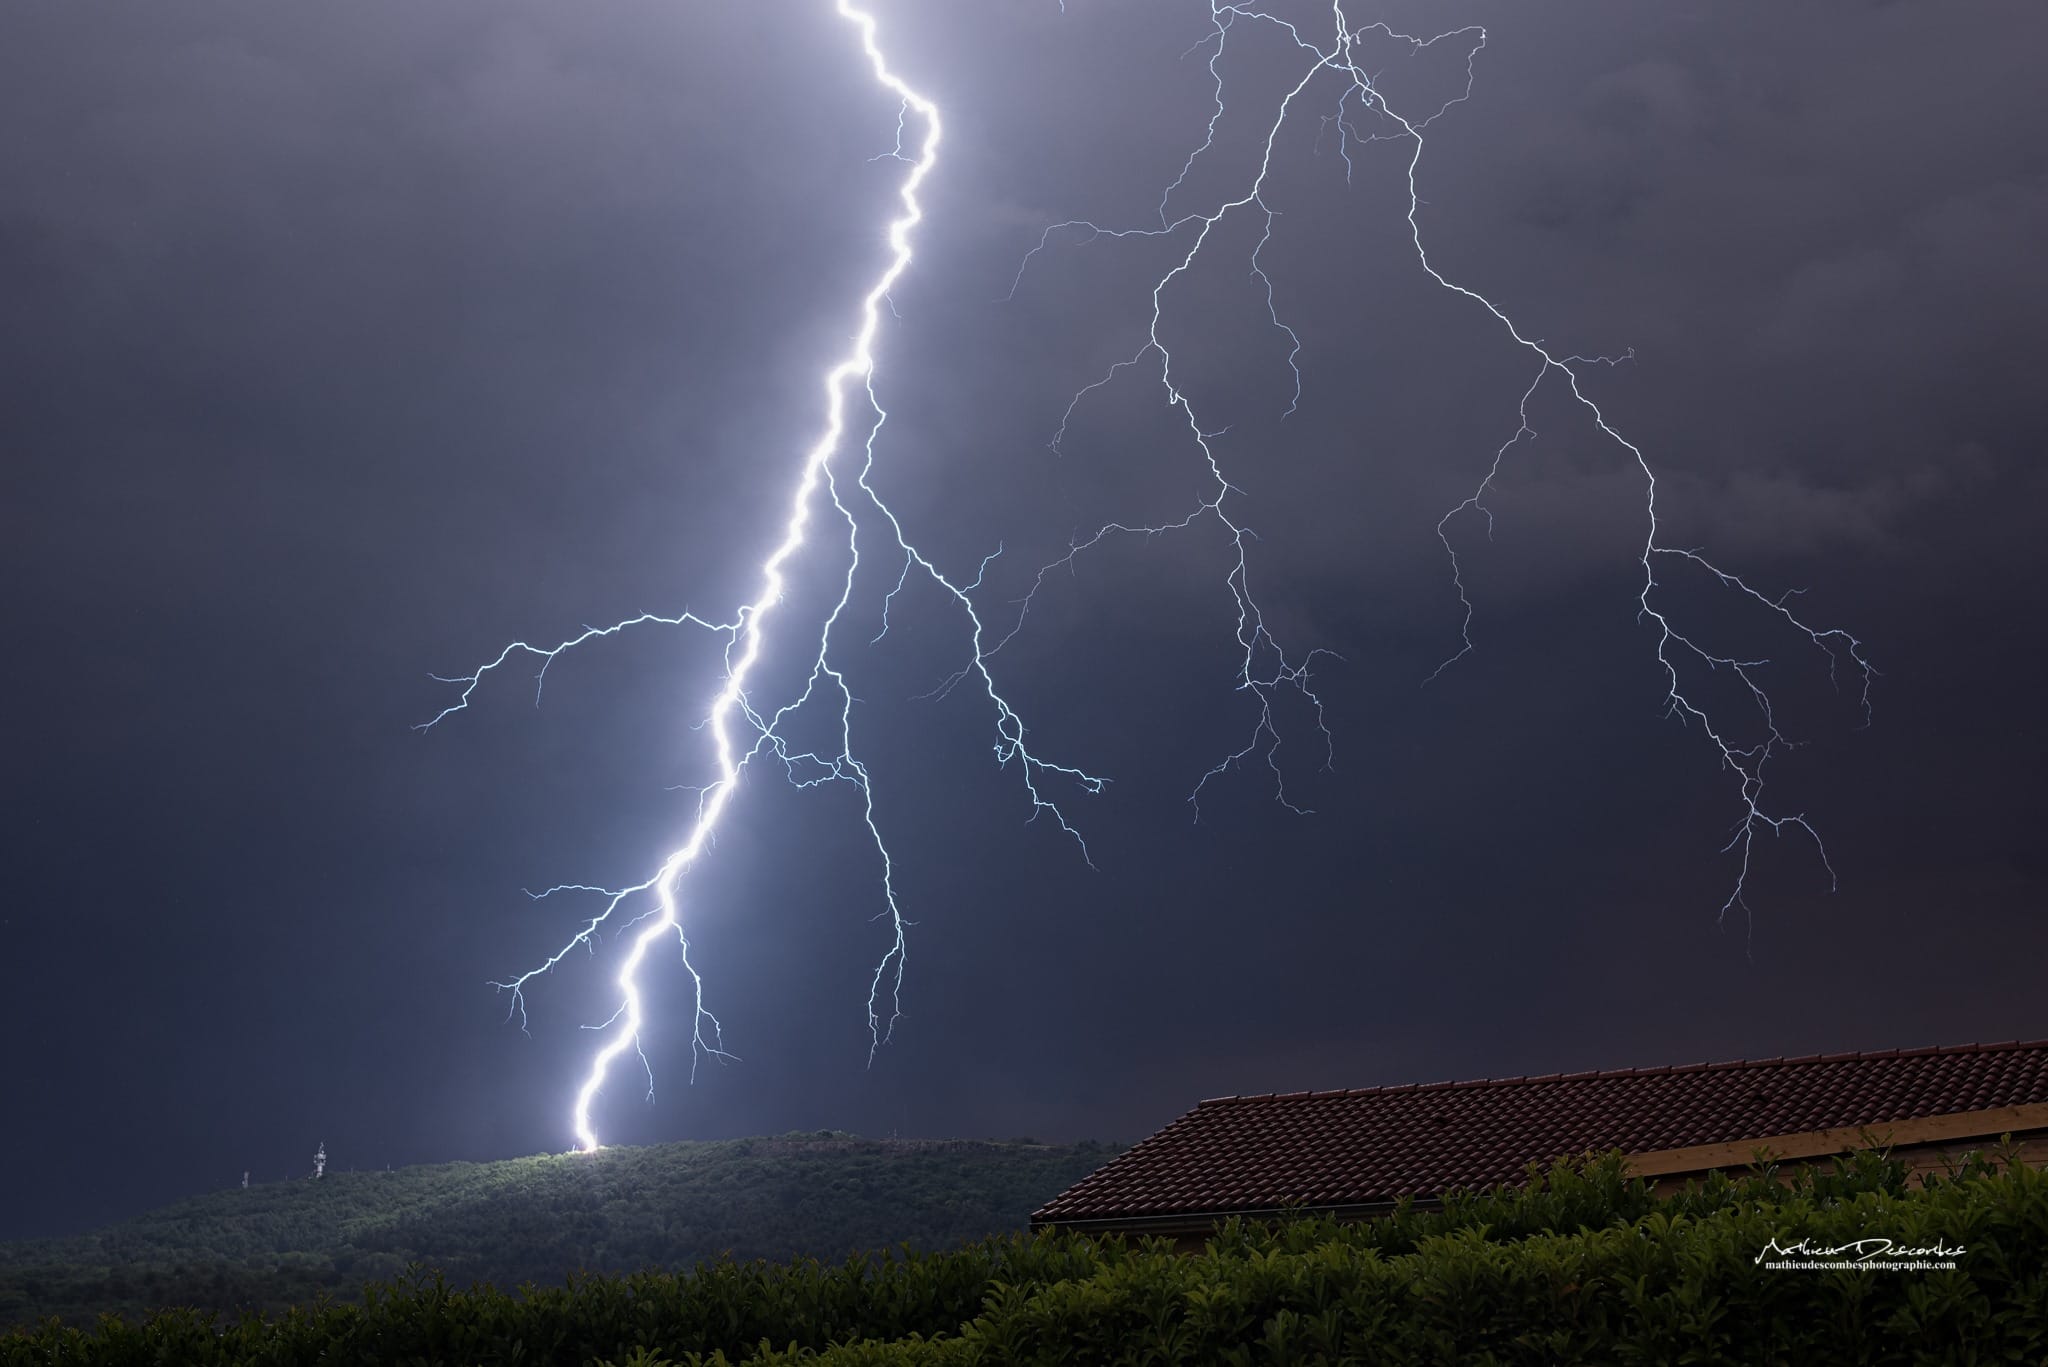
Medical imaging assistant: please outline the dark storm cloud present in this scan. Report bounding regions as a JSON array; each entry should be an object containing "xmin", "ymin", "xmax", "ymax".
[
  {"xmin": 3, "ymin": 0, "xmax": 2043, "ymax": 1239},
  {"xmin": 1405, "ymin": 1, "xmax": 2048, "ymax": 565}
]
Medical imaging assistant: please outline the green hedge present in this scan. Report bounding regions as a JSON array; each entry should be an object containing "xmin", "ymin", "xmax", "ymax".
[{"xmin": 7, "ymin": 1150, "xmax": 2044, "ymax": 1366}]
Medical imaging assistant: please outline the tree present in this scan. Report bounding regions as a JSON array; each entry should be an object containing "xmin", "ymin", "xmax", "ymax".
[{"xmin": 313, "ymin": 1142, "xmax": 327, "ymax": 1180}]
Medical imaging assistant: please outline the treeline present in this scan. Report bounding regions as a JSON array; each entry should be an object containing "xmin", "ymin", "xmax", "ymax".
[
  {"xmin": 5, "ymin": 1150, "xmax": 2044, "ymax": 1365},
  {"xmin": 0, "ymin": 1134, "xmax": 1116, "ymax": 1327}
]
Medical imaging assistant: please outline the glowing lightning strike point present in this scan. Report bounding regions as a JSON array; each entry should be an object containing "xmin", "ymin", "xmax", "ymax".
[{"xmin": 422, "ymin": 3, "xmax": 1097, "ymax": 1153}]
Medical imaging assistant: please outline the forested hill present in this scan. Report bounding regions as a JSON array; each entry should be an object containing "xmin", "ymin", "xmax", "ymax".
[{"xmin": 0, "ymin": 1133, "xmax": 1119, "ymax": 1327}]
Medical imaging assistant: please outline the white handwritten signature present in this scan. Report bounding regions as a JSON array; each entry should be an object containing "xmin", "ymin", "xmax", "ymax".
[{"xmin": 1756, "ymin": 1236, "xmax": 1964, "ymax": 1265}]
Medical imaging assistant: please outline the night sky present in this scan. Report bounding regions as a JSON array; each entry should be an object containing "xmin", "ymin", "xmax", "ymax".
[{"xmin": 6, "ymin": 0, "xmax": 2045, "ymax": 1241}]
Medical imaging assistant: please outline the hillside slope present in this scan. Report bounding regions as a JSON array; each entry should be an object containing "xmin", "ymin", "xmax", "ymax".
[{"xmin": 0, "ymin": 1133, "xmax": 1117, "ymax": 1326}]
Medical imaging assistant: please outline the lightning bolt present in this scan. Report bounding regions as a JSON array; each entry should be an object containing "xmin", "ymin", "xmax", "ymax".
[
  {"xmin": 423, "ymin": 1, "xmax": 1102, "ymax": 1152},
  {"xmin": 1004, "ymin": 3, "xmax": 1871, "ymax": 914}
]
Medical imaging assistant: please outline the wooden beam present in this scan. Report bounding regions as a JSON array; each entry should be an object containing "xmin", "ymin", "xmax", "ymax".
[{"xmin": 1622, "ymin": 1103, "xmax": 2048, "ymax": 1179}]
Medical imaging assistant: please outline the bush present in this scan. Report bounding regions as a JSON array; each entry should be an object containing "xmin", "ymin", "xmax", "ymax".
[{"xmin": 6, "ymin": 1149, "xmax": 2043, "ymax": 1366}]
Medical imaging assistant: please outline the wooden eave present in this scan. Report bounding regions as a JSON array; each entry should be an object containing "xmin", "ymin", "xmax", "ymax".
[{"xmin": 1620, "ymin": 1102, "xmax": 2048, "ymax": 1180}]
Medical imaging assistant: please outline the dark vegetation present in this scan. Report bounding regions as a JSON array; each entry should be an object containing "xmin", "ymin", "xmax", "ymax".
[
  {"xmin": 0, "ymin": 1133, "xmax": 1116, "ymax": 1328},
  {"xmin": 5, "ymin": 1149, "xmax": 2046, "ymax": 1364}
]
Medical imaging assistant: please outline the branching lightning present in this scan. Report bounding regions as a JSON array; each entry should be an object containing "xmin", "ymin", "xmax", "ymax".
[
  {"xmin": 426, "ymin": 1, "xmax": 1873, "ymax": 1148},
  {"xmin": 1004, "ymin": 2, "xmax": 1872, "ymax": 914},
  {"xmin": 422, "ymin": 1, "xmax": 1101, "ymax": 1151}
]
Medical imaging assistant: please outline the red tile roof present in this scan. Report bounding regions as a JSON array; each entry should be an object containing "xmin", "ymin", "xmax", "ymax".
[{"xmin": 1034, "ymin": 1039, "xmax": 2048, "ymax": 1225}]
